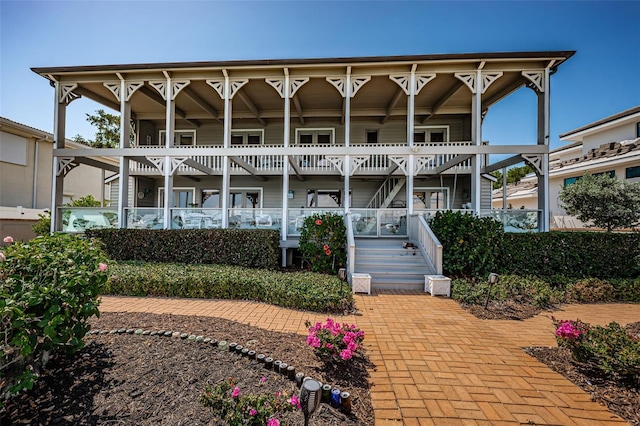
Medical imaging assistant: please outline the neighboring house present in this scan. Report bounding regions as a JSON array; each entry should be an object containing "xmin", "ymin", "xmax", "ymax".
[
  {"xmin": 0, "ymin": 117, "xmax": 114, "ymax": 241},
  {"xmin": 492, "ymin": 106, "xmax": 640, "ymax": 229},
  {"xmin": 31, "ymin": 51, "xmax": 573, "ymax": 285}
]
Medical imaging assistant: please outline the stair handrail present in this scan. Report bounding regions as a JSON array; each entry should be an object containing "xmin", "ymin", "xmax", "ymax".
[
  {"xmin": 366, "ymin": 177, "xmax": 398, "ymax": 209},
  {"xmin": 416, "ymin": 215, "xmax": 443, "ymax": 275},
  {"xmin": 345, "ymin": 212, "xmax": 356, "ymax": 284}
]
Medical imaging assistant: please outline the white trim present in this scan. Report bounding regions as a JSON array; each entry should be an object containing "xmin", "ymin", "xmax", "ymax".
[
  {"xmin": 414, "ymin": 125, "xmax": 450, "ymax": 142},
  {"xmin": 159, "ymin": 129, "xmax": 197, "ymax": 146},
  {"xmin": 230, "ymin": 128, "xmax": 265, "ymax": 145},
  {"xmin": 294, "ymin": 127, "xmax": 335, "ymax": 145},
  {"xmin": 560, "ymin": 111, "xmax": 640, "ymax": 141}
]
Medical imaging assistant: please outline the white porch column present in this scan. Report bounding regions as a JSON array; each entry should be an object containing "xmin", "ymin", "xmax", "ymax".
[
  {"xmin": 117, "ymin": 78, "xmax": 131, "ymax": 228},
  {"xmin": 344, "ymin": 68, "xmax": 352, "ymax": 212},
  {"xmin": 407, "ymin": 66, "xmax": 416, "ymax": 215},
  {"xmin": 50, "ymin": 82, "xmax": 67, "ymax": 233},
  {"xmin": 163, "ymin": 76, "xmax": 175, "ymax": 229},
  {"xmin": 472, "ymin": 68, "xmax": 483, "ymax": 214},
  {"xmin": 221, "ymin": 74, "xmax": 232, "ymax": 228},
  {"xmin": 282, "ymin": 70, "xmax": 291, "ymax": 242},
  {"xmin": 539, "ymin": 67, "xmax": 551, "ymax": 231}
]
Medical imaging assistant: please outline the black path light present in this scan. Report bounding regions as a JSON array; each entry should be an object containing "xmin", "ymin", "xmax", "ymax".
[
  {"xmin": 300, "ymin": 378, "xmax": 322, "ymax": 426},
  {"xmin": 484, "ymin": 273, "xmax": 500, "ymax": 309}
]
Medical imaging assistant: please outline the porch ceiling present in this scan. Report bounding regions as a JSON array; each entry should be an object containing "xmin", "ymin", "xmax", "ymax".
[{"xmin": 35, "ymin": 51, "xmax": 574, "ymax": 127}]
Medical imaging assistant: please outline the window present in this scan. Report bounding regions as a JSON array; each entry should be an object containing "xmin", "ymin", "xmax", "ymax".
[
  {"xmin": 414, "ymin": 126, "xmax": 449, "ymax": 143},
  {"xmin": 413, "ymin": 188, "xmax": 449, "ymax": 210},
  {"xmin": 295, "ymin": 128, "xmax": 335, "ymax": 145},
  {"xmin": 626, "ymin": 165, "xmax": 640, "ymax": 179},
  {"xmin": 564, "ymin": 177, "xmax": 579, "ymax": 187},
  {"xmin": 637, "ymin": 122, "xmax": 640, "ymax": 138},
  {"xmin": 158, "ymin": 187, "xmax": 196, "ymax": 207},
  {"xmin": 366, "ymin": 130, "xmax": 378, "ymax": 144},
  {"xmin": 564, "ymin": 171, "xmax": 615, "ymax": 187},
  {"xmin": 201, "ymin": 189, "xmax": 220, "ymax": 208},
  {"xmin": 229, "ymin": 188, "xmax": 262, "ymax": 208},
  {"xmin": 231, "ymin": 129, "xmax": 264, "ymax": 145},
  {"xmin": 159, "ymin": 130, "xmax": 196, "ymax": 146},
  {"xmin": 0, "ymin": 131, "xmax": 28, "ymax": 165},
  {"xmin": 306, "ymin": 189, "xmax": 351, "ymax": 208}
]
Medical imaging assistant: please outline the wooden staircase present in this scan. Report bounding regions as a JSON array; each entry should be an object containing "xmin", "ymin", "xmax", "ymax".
[{"xmin": 353, "ymin": 238, "xmax": 436, "ymax": 291}]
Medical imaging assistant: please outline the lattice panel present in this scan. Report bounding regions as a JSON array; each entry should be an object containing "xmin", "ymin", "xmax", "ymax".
[
  {"xmin": 481, "ymin": 72, "xmax": 503, "ymax": 94},
  {"xmin": 389, "ymin": 156, "xmax": 408, "ymax": 175},
  {"xmin": 59, "ymin": 84, "xmax": 80, "ymax": 104},
  {"xmin": 326, "ymin": 77, "xmax": 346, "ymax": 97},
  {"xmin": 266, "ymin": 78, "xmax": 286, "ymax": 98},
  {"xmin": 149, "ymin": 81, "xmax": 167, "ymax": 100},
  {"xmin": 171, "ymin": 81, "xmax": 191, "ymax": 100},
  {"xmin": 454, "ymin": 73, "xmax": 476, "ymax": 94},
  {"xmin": 325, "ymin": 156, "xmax": 344, "ymax": 175},
  {"xmin": 522, "ymin": 154, "xmax": 543, "ymax": 175},
  {"xmin": 522, "ymin": 71, "xmax": 544, "ymax": 92}
]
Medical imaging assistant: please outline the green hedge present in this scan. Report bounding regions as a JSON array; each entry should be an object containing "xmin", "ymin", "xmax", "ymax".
[
  {"xmin": 86, "ymin": 229, "xmax": 280, "ymax": 269},
  {"xmin": 499, "ymin": 232, "xmax": 640, "ymax": 279},
  {"xmin": 106, "ymin": 262, "xmax": 353, "ymax": 313}
]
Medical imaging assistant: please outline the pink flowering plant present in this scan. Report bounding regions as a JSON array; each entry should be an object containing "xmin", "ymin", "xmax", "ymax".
[
  {"xmin": 200, "ymin": 377, "xmax": 299, "ymax": 426},
  {"xmin": 305, "ymin": 317, "xmax": 365, "ymax": 364},
  {"xmin": 0, "ymin": 234, "xmax": 108, "ymax": 401},
  {"xmin": 299, "ymin": 213, "xmax": 346, "ymax": 274}
]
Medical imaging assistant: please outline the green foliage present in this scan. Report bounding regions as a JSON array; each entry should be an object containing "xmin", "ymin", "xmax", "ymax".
[
  {"xmin": 610, "ymin": 278, "xmax": 640, "ymax": 302},
  {"xmin": 86, "ymin": 228, "xmax": 280, "ymax": 269},
  {"xmin": 0, "ymin": 234, "xmax": 108, "ymax": 400},
  {"xmin": 429, "ymin": 211, "xmax": 504, "ymax": 277},
  {"xmin": 73, "ymin": 109, "xmax": 123, "ymax": 148},
  {"xmin": 298, "ymin": 213, "xmax": 346, "ymax": 274},
  {"xmin": 565, "ymin": 278, "xmax": 615, "ymax": 303},
  {"xmin": 500, "ymin": 232, "xmax": 640, "ymax": 278},
  {"xmin": 31, "ymin": 213, "xmax": 51, "ymax": 236},
  {"xmin": 201, "ymin": 377, "xmax": 298, "ymax": 426},
  {"xmin": 559, "ymin": 172, "xmax": 640, "ymax": 232},
  {"xmin": 451, "ymin": 275, "xmax": 561, "ymax": 308},
  {"xmin": 490, "ymin": 164, "xmax": 534, "ymax": 189},
  {"xmin": 105, "ymin": 262, "xmax": 353, "ymax": 313},
  {"xmin": 305, "ymin": 318, "xmax": 365, "ymax": 364},
  {"xmin": 555, "ymin": 319, "xmax": 640, "ymax": 379}
]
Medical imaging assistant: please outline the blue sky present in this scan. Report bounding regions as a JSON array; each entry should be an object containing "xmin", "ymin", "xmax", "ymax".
[{"xmin": 1, "ymin": 1, "xmax": 639, "ymax": 151}]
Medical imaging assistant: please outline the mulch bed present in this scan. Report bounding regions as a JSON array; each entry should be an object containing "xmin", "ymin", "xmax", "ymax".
[
  {"xmin": 464, "ymin": 300, "xmax": 549, "ymax": 320},
  {"xmin": 1, "ymin": 312, "xmax": 374, "ymax": 425}
]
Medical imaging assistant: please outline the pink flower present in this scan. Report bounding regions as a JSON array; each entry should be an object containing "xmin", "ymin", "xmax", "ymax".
[
  {"xmin": 325, "ymin": 249, "xmax": 331, "ymax": 256},
  {"xmin": 306, "ymin": 334, "xmax": 321, "ymax": 348},
  {"xmin": 3, "ymin": 236, "xmax": 13, "ymax": 244},
  {"xmin": 98, "ymin": 262, "xmax": 108, "ymax": 272},
  {"xmin": 260, "ymin": 376, "xmax": 266, "ymax": 383},
  {"xmin": 323, "ymin": 244, "xmax": 329, "ymax": 250},
  {"xmin": 288, "ymin": 394, "xmax": 301, "ymax": 410},
  {"xmin": 0, "ymin": 252, "xmax": 5, "ymax": 262},
  {"xmin": 249, "ymin": 409, "xmax": 258, "ymax": 416},
  {"xmin": 340, "ymin": 349, "xmax": 353, "ymax": 360},
  {"xmin": 315, "ymin": 219, "xmax": 322, "ymax": 225},
  {"xmin": 232, "ymin": 387, "xmax": 241, "ymax": 398},
  {"xmin": 267, "ymin": 419, "xmax": 280, "ymax": 426},
  {"xmin": 325, "ymin": 343, "xmax": 333, "ymax": 349}
]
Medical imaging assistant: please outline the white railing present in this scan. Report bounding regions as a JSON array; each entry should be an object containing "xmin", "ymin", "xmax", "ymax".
[
  {"xmin": 345, "ymin": 212, "xmax": 356, "ymax": 283},
  {"xmin": 125, "ymin": 207, "xmax": 165, "ymax": 229},
  {"xmin": 480, "ymin": 209, "xmax": 541, "ymax": 232},
  {"xmin": 350, "ymin": 209, "xmax": 408, "ymax": 237},
  {"xmin": 58, "ymin": 207, "xmax": 118, "ymax": 233},
  {"xmin": 286, "ymin": 208, "xmax": 344, "ymax": 236},
  {"xmin": 169, "ymin": 208, "xmax": 223, "ymax": 229},
  {"xmin": 412, "ymin": 214, "xmax": 443, "ymax": 275}
]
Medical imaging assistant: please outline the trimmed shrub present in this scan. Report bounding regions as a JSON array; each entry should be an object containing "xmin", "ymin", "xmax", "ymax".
[
  {"xmin": 86, "ymin": 228, "xmax": 280, "ymax": 269},
  {"xmin": 565, "ymin": 278, "xmax": 615, "ymax": 303},
  {"xmin": 499, "ymin": 232, "xmax": 640, "ymax": 279},
  {"xmin": 451, "ymin": 275, "xmax": 561, "ymax": 308},
  {"xmin": 0, "ymin": 234, "xmax": 108, "ymax": 399},
  {"xmin": 610, "ymin": 278, "xmax": 640, "ymax": 302},
  {"xmin": 106, "ymin": 262, "xmax": 353, "ymax": 313},
  {"xmin": 429, "ymin": 211, "xmax": 504, "ymax": 277},
  {"xmin": 298, "ymin": 212, "xmax": 346, "ymax": 274}
]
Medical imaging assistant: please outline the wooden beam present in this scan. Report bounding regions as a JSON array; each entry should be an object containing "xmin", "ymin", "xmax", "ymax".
[
  {"xmin": 381, "ymin": 88, "xmax": 404, "ymax": 124},
  {"xmin": 138, "ymin": 86, "xmax": 188, "ymax": 120},
  {"xmin": 236, "ymin": 91, "xmax": 266, "ymax": 126},
  {"xmin": 182, "ymin": 87, "xmax": 222, "ymax": 123},
  {"xmin": 482, "ymin": 76, "xmax": 525, "ymax": 109},
  {"xmin": 424, "ymin": 154, "xmax": 472, "ymax": 176},
  {"xmin": 292, "ymin": 95, "xmax": 304, "ymax": 125},
  {"xmin": 229, "ymin": 156, "xmax": 267, "ymax": 181},
  {"xmin": 73, "ymin": 86, "xmax": 120, "ymax": 112},
  {"xmin": 422, "ymin": 80, "xmax": 464, "ymax": 123},
  {"xmin": 482, "ymin": 154, "xmax": 523, "ymax": 173},
  {"xmin": 128, "ymin": 156, "xmax": 157, "ymax": 168},
  {"xmin": 72, "ymin": 157, "xmax": 119, "ymax": 173},
  {"xmin": 287, "ymin": 156, "xmax": 305, "ymax": 181},
  {"xmin": 183, "ymin": 158, "xmax": 215, "ymax": 175}
]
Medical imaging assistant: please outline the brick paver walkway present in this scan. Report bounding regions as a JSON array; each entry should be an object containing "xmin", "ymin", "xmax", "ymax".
[{"xmin": 99, "ymin": 293, "xmax": 639, "ymax": 425}]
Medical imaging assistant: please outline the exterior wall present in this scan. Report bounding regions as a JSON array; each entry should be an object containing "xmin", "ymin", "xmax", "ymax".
[
  {"xmin": 581, "ymin": 122, "xmax": 637, "ymax": 152},
  {"xmin": 63, "ymin": 165, "xmax": 108, "ymax": 205},
  {"xmin": 0, "ymin": 131, "xmax": 52, "ymax": 209}
]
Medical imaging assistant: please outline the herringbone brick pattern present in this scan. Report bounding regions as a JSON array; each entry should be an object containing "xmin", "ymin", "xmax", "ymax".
[{"xmin": 99, "ymin": 293, "xmax": 639, "ymax": 425}]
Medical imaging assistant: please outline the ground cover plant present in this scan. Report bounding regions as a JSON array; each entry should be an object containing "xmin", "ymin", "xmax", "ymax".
[
  {"xmin": 1, "ymin": 312, "xmax": 374, "ymax": 425},
  {"xmin": 106, "ymin": 262, "xmax": 354, "ymax": 314}
]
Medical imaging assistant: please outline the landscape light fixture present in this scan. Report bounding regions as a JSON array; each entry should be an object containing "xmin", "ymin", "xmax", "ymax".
[
  {"xmin": 300, "ymin": 378, "xmax": 322, "ymax": 426},
  {"xmin": 484, "ymin": 273, "xmax": 500, "ymax": 309}
]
